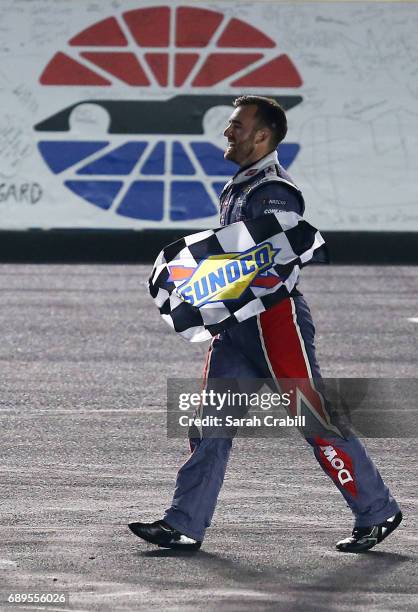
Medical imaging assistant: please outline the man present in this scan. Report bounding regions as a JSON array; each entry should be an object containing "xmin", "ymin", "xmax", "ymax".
[{"xmin": 129, "ymin": 96, "xmax": 402, "ymax": 553}]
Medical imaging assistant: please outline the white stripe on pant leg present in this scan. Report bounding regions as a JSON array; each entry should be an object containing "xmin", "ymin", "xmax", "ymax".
[
  {"xmin": 258, "ymin": 300, "xmax": 342, "ymax": 436},
  {"xmin": 202, "ymin": 338, "xmax": 216, "ymax": 391},
  {"xmin": 196, "ymin": 337, "xmax": 216, "ymax": 435},
  {"xmin": 256, "ymin": 314, "xmax": 283, "ymax": 393},
  {"xmin": 257, "ymin": 299, "xmax": 313, "ymax": 381},
  {"xmin": 289, "ymin": 298, "xmax": 342, "ymax": 435},
  {"xmin": 290, "ymin": 297, "xmax": 313, "ymax": 378},
  {"xmin": 257, "ymin": 301, "xmax": 312, "ymax": 414}
]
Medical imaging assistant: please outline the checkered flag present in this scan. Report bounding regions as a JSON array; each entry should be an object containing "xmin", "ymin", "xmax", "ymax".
[{"xmin": 149, "ymin": 212, "xmax": 327, "ymax": 342}]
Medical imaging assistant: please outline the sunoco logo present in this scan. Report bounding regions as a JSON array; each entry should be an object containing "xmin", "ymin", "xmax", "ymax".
[
  {"xmin": 34, "ymin": 6, "xmax": 303, "ymax": 224},
  {"xmin": 171, "ymin": 242, "xmax": 279, "ymax": 307}
]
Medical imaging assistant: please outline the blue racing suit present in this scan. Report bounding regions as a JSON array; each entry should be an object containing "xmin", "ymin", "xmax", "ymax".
[{"xmin": 163, "ymin": 151, "xmax": 400, "ymax": 542}]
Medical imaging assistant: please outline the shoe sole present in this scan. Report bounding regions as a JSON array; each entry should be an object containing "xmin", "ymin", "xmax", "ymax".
[
  {"xmin": 337, "ymin": 538, "xmax": 378, "ymax": 553},
  {"xmin": 157, "ymin": 542, "xmax": 201, "ymax": 551}
]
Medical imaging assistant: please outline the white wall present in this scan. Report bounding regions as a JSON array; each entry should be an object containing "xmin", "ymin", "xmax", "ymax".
[{"xmin": 0, "ymin": 0, "xmax": 416, "ymax": 231}]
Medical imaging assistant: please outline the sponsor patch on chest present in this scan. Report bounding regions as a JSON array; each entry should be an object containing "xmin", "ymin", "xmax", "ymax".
[{"xmin": 263, "ymin": 199, "xmax": 287, "ymax": 214}]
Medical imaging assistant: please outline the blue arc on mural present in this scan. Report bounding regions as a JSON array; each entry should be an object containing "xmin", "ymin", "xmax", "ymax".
[{"xmin": 37, "ymin": 139, "xmax": 300, "ymax": 221}]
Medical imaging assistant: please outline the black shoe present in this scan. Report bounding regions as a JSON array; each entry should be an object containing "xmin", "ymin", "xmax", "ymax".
[
  {"xmin": 128, "ymin": 519, "xmax": 201, "ymax": 551},
  {"xmin": 336, "ymin": 511, "xmax": 402, "ymax": 553}
]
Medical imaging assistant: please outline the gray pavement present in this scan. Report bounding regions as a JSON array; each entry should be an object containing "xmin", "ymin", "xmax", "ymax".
[{"xmin": 0, "ymin": 265, "xmax": 417, "ymax": 611}]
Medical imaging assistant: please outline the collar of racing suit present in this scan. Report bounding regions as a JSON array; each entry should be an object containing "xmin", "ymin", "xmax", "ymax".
[{"xmin": 229, "ymin": 150, "xmax": 279, "ymax": 186}]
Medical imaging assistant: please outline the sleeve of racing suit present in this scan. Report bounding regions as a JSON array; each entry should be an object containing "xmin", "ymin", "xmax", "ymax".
[{"xmin": 246, "ymin": 182, "xmax": 304, "ymax": 220}]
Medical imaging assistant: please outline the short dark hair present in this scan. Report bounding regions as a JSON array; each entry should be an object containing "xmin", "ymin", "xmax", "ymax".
[{"xmin": 233, "ymin": 95, "xmax": 287, "ymax": 147}]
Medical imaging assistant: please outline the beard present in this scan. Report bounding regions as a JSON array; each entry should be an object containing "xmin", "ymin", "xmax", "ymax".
[
  {"xmin": 224, "ymin": 141, "xmax": 255, "ymax": 165},
  {"xmin": 224, "ymin": 144, "xmax": 236, "ymax": 161}
]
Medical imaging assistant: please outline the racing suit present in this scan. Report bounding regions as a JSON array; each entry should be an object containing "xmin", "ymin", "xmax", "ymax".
[{"xmin": 163, "ymin": 151, "xmax": 400, "ymax": 542}]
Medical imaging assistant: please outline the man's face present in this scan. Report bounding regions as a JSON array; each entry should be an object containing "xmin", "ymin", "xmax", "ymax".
[{"xmin": 223, "ymin": 104, "xmax": 266, "ymax": 167}]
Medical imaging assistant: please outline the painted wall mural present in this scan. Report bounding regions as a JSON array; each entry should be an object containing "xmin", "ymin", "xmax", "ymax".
[{"xmin": 0, "ymin": 1, "xmax": 416, "ymax": 231}]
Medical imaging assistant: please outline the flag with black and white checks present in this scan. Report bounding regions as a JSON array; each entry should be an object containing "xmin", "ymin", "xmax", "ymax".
[{"xmin": 149, "ymin": 212, "xmax": 327, "ymax": 342}]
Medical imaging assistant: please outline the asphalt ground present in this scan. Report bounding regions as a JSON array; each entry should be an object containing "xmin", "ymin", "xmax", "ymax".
[{"xmin": 0, "ymin": 265, "xmax": 417, "ymax": 612}]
